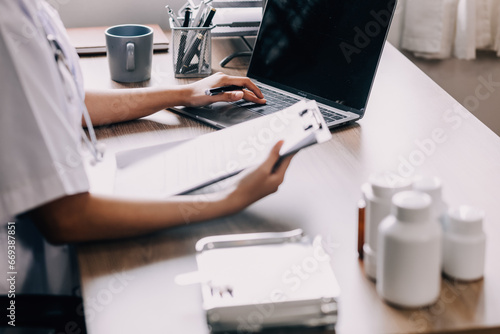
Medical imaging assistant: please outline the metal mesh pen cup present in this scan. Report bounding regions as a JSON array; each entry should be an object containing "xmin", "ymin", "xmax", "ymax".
[{"xmin": 170, "ymin": 18, "xmax": 215, "ymax": 78}]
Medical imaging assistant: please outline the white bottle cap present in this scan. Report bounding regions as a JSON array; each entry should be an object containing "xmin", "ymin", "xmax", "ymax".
[
  {"xmin": 369, "ymin": 172, "xmax": 412, "ymax": 199},
  {"xmin": 393, "ymin": 191, "xmax": 432, "ymax": 222},
  {"xmin": 446, "ymin": 206, "xmax": 484, "ymax": 234},
  {"xmin": 413, "ymin": 176, "xmax": 443, "ymax": 203}
]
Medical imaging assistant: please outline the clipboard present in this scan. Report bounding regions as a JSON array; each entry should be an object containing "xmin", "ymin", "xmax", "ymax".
[
  {"xmin": 193, "ymin": 229, "xmax": 340, "ymax": 332},
  {"xmin": 114, "ymin": 100, "xmax": 332, "ymax": 198}
]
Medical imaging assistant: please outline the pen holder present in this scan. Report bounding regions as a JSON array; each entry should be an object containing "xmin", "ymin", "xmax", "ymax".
[{"xmin": 170, "ymin": 18, "xmax": 215, "ymax": 78}]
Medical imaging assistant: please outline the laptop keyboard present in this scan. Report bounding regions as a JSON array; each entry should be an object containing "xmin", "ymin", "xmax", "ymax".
[{"xmin": 232, "ymin": 86, "xmax": 347, "ymax": 123}]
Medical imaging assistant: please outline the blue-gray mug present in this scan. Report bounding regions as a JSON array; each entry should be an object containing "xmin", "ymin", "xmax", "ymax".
[{"xmin": 105, "ymin": 24, "xmax": 153, "ymax": 83}]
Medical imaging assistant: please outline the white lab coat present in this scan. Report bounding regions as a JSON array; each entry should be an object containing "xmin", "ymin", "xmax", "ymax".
[{"xmin": 0, "ymin": 0, "xmax": 89, "ymax": 295}]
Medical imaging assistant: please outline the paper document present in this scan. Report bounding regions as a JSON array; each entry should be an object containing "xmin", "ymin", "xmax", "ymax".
[{"xmin": 114, "ymin": 100, "xmax": 331, "ymax": 198}]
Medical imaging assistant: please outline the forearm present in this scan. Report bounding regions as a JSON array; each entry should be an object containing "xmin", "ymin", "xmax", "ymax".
[
  {"xmin": 84, "ymin": 73, "xmax": 266, "ymax": 126},
  {"xmin": 29, "ymin": 141, "xmax": 292, "ymax": 244},
  {"xmin": 84, "ymin": 86, "xmax": 192, "ymax": 126},
  {"xmin": 31, "ymin": 191, "xmax": 242, "ymax": 244}
]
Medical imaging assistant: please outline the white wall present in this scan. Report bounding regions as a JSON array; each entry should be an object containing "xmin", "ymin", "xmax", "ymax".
[
  {"xmin": 53, "ymin": 0, "xmax": 185, "ymax": 29},
  {"xmin": 56, "ymin": 0, "xmax": 406, "ymax": 38}
]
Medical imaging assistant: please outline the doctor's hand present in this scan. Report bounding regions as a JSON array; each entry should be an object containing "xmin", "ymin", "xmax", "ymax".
[
  {"xmin": 183, "ymin": 72, "xmax": 266, "ymax": 107},
  {"xmin": 225, "ymin": 141, "xmax": 294, "ymax": 213}
]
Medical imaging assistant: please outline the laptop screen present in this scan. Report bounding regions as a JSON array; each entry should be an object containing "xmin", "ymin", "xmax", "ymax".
[{"xmin": 247, "ymin": 0, "xmax": 396, "ymax": 114}]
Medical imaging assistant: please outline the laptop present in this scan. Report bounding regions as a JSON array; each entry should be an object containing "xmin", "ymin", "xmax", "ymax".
[{"xmin": 170, "ymin": 0, "xmax": 397, "ymax": 129}]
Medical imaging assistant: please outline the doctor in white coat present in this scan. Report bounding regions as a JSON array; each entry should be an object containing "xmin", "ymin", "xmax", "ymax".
[{"xmin": 0, "ymin": 0, "xmax": 293, "ymax": 331}]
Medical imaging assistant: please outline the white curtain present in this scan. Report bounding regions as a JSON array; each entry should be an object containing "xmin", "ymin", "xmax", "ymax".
[{"xmin": 393, "ymin": 0, "xmax": 500, "ymax": 59}]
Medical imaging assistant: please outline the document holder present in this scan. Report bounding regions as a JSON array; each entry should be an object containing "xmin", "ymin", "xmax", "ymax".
[{"xmin": 195, "ymin": 229, "xmax": 340, "ymax": 332}]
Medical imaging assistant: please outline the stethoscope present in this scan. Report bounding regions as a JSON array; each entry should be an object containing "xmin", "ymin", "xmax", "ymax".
[
  {"xmin": 17, "ymin": 2, "xmax": 105, "ymax": 164},
  {"xmin": 45, "ymin": 34, "xmax": 105, "ymax": 165},
  {"xmin": 38, "ymin": 13, "xmax": 105, "ymax": 164}
]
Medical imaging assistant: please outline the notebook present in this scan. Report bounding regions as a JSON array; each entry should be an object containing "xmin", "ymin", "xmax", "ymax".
[
  {"xmin": 66, "ymin": 24, "xmax": 169, "ymax": 55},
  {"xmin": 169, "ymin": 0, "xmax": 397, "ymax": 129}
]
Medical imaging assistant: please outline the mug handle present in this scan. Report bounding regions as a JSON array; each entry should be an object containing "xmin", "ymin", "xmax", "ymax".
[{"xmin": 126, "ymin": 42, "xmax": 135, "ymax": 71}]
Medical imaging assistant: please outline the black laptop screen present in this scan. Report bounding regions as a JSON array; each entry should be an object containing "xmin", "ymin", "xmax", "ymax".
[{"xmin": 247, "ymin": 0, "xmax": 396, "ymax": 113}]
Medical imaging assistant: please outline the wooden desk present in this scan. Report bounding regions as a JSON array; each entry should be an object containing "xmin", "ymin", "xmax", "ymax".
[{"xmin": 77, "ymin": 36, "xmax": 500, "ymax": 334}]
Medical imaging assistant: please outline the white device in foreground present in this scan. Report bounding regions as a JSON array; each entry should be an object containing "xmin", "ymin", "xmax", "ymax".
[{"xmin": 195, "ymin": 229, "xmax": 340, "ymax": 332}]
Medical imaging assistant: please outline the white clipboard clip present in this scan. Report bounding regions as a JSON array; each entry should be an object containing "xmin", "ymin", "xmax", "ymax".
[{"xmin": 279, "ymin": 100, "xmax": 332, "ymax": 157}]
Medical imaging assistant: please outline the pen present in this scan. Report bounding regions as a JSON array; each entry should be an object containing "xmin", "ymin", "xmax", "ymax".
[
  {"xmin": 166, "ymin": 5, "xmax": 181, "ymax": 27},
  {"xmin": 176, "ymin": 7, "xmax": 192, "ymax": 73},
  {"xmin": 198, "ymin": 33, "xmax": 207, "ymax": 73},
  {"xmin": 179, "ymin": 31, "xmax": 205, "ymax": 74},
  {"xmin": 180, "ymin": 7, "xmax": 216, "ymax": 73},
  {"xmin": 192, "ymin": 0, "xmax": 209, "ymax": 27},
  {"xmin": 205, "ymin": 85, "xmax": 245, "ymax": 96},
  {"xmin": 183, "ymin": 7, "xmax": 192, "ymax": 27},
  {"xmin": 186, "ymin": 0, "xmax": 210, "ymax": 47},
  {"xmin": 201, "ymin": 7, "xmax": 216, "ymax": 27},
  {"xmin": 181, "ymin": 64, "xmax": 200, "ymax": 74}
]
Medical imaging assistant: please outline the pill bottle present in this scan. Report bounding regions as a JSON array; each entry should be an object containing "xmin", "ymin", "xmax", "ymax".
[{"xmin": 377, "ymin": 191, "xmax": 442, "ymax": 308}]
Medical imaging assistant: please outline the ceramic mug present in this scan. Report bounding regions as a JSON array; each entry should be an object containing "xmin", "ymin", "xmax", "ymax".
[{"xmin": 105, "ymin": 24, "xmax": 153, "ymax": 83}]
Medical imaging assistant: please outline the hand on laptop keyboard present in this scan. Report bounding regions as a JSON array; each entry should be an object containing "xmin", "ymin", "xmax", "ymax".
[{"xmin": 184, "ymin": 72, "xmax": 266, "ymax": 107}]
